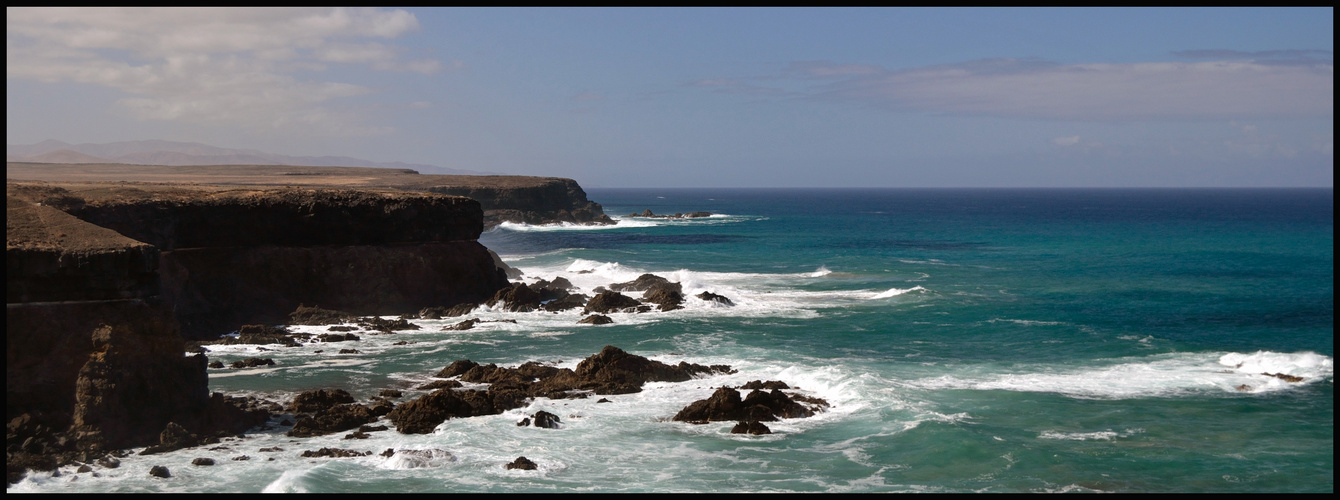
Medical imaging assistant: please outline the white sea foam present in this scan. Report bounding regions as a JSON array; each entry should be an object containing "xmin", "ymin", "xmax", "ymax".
[
  {"xmin": 987, "ymin": 318, "xmax": 1065, "ymax": 326},
  {"xmin": 808, "ymin": 266, "xmax": 833, "ymax": 277},
  {"xmin": 1217, "ymin": 351, "xmax": 1333, "ymax": 377},
  {"xmin": 1038, "ymin": 428, "xmax": 1143, "ymax": 441},
  {"xmin": 379, "ymin": 449, "xmax": 458, "ymax": 469},
  {"xmin": 494, "ymin": 219, "xmax": 657, "ymax": 232},
  {"xmin": 870, "ymin": 286, "xmax": 926, "ymax": 299},
  {"xmin": 904, "ymin": 351, "xmax": 1333, "ymax": 399}
]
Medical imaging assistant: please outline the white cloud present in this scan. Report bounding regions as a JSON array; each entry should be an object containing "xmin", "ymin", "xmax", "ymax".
[
  {"xmin": 821, "ymin": 58, "xmax": 1333, "ymax": 120},
  {"xmin": 6, "ymin": 7, "xmax": 446, "ymax": 135},
  {"xmin": 698, "ymin": 57, "xmax": 1333, "ymax": 121}
]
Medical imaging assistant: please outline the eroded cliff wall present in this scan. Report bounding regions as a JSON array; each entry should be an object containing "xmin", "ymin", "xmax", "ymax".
[{"xmin": 9, "ymin": 184, "xmax": 510, "ymax": 339}]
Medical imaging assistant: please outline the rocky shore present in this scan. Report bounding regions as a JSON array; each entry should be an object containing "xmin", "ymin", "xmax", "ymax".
[{"xmin": 5, "ymin": 164, "xmax": 615, "ymax": 485}]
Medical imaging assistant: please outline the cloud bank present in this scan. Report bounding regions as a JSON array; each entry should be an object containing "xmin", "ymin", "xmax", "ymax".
[
  {"xmin": 705, "ymin": 55, "xmax": 1333, "ymax": 121},
  {"xmin": 6, "ymin": 7, "xmax": 449, "ymax": 135}
]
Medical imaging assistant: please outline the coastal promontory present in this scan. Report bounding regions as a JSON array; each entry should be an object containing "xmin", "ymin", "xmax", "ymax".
[{"xmin": 5, "ymin": 163, "xmax": 610, "ymax": 483}]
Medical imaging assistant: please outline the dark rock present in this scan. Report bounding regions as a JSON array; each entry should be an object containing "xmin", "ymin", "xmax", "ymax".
[
  {"xmin": 148, "ymin": 465, "xmax": 170, "ymax": 478},
  {"xmin": 358, "ymin": 317, "xmax": 419, "ymax": 333},
  {"xmin": 597, "ymin": 398, "xmax": 611, "ymax": 403},
  {"xmin": 609, "ymin": 274, "xmax": 682, "ymax": 294},
  {"xmin": 287, "ymin": 404, "xmax": 379, "ymax": 438},
  {"xmin": 642, "ymin": 288, "xmax": 685, "ymax": 312},
  {"xmin": 533, "ymin": 277, "xmax": 575, "ymax": 292},
  {"xmin": 418, "ymin": 380, "xmax": 463, "ymax": 390},
  {"xmin": 96, "ymin": 456, "xmax": 120, "ymax": 469},
  {"xmin": 300, "ymin": 448, "xmax": 370, "ymax": 458},
  {"xmin": 232, "ymin": 455, "xmax": 250, "ymax": 461},
  {"xmin": 504, "ymin": 456, "xmax": 538, "ymax": 470},
  {"xmin": 541, "ymin": 293, "xmax": 589, "ymax": 312},
  {"xmin": 378, "ymin": 389, "xmax": 403, "ymax": 399},
  {"xmin": 208, "ymin": 361, "xmax": 224, "ymax": 369},
  {"xmin": 140, "ymin": 422, "xmax": 199, "ymax": 456},
  {"xmin": 191, "ymin": 457, "xmax": 215, "ymax": 466},
  {"xmin": 742, "ymin": 389, "xmax": 815, "ymax": 419},
  {"xmin": 338, "ymin": 349, "xmax": 360, "ymax": 354},
  {"xmin": 731, "ymin": 420, "xmax": 772, "ymax": 435},
  {"xmin": 289, "ymin": 389, "xmax": 356, "ymax": 413},
  {"xmin": 739, "ymin": 380, "xmax": 790, "ymax": 391},
  {"xmin": 531, "ymin": 411, "xmax": 561, "ymax": 429},
  {"xmin": 582, "ymin": 291, "xmax": 642, "ymax": 314},
  {"xmin": 343, "ymin": 432, "xmax": 370, "ymax": 439},
  {"xmin": 516, "ymin": 417, "xmax": 531, "ymax": 427},
  {"xmin": 316, "ymin": 333, "xmax": 360, "ymax": 342},
  {"xmin": 486, "ymin": 283, "xmax": 543, "ymax": 312},
  {"xmin": 1263, "ymin": 372, "xmax": 1304, "ymax": 382},
  {"xmin": 567, "ymin": 346, "xmax": 735, "ymax": 395},
  {"xmin": 696, "ymin": 291, "xmax": 734, "ymax": 306},
  {"xmin": 577, "ymin": 314, "xmax": 613, "ymax": 325},
  {"xmin": 444, "ymin": 318, "xmax": 480, "ymax": 331},
  {"xmin": 288, "ymin": 305, "xmax": 355, "ymax": 326},
  {"xmin": 76, "ymin": 464, "xmax": 93, "ymax": 473},
  {"xmin": 326, "ymin": 326, "xmax": 358, "ymax": 332},
  {"xmin": 369, "ymin": 399, "xmax": 395, "ymax": 417},
  {"xmin": 359, "ymin": 425, "xmax": 389, "ymax": 432},
  {"xmin": 435, "ymin": 360, "xmax": 479, "ymax": 378},
  {"xmin": 672, "ymin": 387, "xmax": 744, "ymax": 423},
  {"xmin": 386, "ymin": 389, "xmax": 490, "ymax": 434},
  {"xmin": 489, "ymin": 249, "xmax": 524, "ymax": 280},
  {"xmin": 229, "ymin": 358, "xmax": 274, "ymax": 369}
]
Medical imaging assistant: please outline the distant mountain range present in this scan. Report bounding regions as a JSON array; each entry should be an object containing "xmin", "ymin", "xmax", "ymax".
[{"xmin": 6, "ymin": 139, "xmax": 490, "ymax": 176}]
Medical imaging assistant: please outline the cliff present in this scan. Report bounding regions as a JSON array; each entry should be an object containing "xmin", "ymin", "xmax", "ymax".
[
  {"xmin": 7, "ymin": 182, "xmax": 509, "ymax": 339},
  {"xmin": 5, "ymin": 163, "xmax": 614, "ymax": 228},
  {"xmin": 6, "ymin": 179, "xmax": 515, "ymax": 481}
]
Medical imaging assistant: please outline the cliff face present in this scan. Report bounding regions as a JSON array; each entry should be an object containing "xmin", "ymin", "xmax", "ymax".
[
  {"xmin": 6, "ymin": 182, "xmax": 511, "ymax": 480},
  {"xmin": 6, "ymin": 198, "xmax": 211, "ymax": 463},
  {"xmin": 9, "ymin": 184, "xmax": 509, "ymax": 339}
]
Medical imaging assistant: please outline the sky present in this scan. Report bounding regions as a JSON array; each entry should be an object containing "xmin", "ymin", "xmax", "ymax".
[{"xmin": 6, "ymin": 7, "xmax": 1334, "ymax": 188}]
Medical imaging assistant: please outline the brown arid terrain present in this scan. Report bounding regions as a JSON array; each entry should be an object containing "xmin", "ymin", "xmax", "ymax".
[
  {"xmin": 5, "ymin": 163, "xmax": 610, "ymax": 484},
  {"xmin": 6, "ymin": 162, "xmax": 613, "ymax": 228}
]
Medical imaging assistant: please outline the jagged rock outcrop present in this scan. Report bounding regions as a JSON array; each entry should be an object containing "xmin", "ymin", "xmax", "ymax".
[
  {"xmin": 582, "ymin": 291, "xmax": 644, "ymax": 315},
  {"xmin": 696, "ymin": 291, "xmax": 734, "ymax": 306},
  {"xmin": 609, "ymin": 274, "xmax": 682, "ymax": 294},
  {"xmin": 390, "ymin": 346, "xmax": 736, "ymax": 434},
  {"xmin": 672, "ymin": 386, "xmax": 828, "ymax": 424}
]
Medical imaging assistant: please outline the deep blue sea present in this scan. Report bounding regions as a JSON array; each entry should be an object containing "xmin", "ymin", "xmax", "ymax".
[{"xmin": 15, "ymin": 188, "xmax": 1333, "ymax": 493}]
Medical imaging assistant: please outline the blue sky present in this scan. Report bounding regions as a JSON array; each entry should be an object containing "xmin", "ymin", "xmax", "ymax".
[{"xmin": 6, "ymin": 7, "xmax": 1333, "ymax": 187}]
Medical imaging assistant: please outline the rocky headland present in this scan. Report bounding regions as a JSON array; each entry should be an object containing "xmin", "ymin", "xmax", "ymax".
[{"xmin": 5, "ymin": 163, "xmax": 613, "ymax": 484}]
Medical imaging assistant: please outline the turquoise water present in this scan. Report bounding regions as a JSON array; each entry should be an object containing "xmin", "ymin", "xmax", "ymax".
[{"xmin": 14, "ymin": 188, "xmax": 1332, "ymax": 493}]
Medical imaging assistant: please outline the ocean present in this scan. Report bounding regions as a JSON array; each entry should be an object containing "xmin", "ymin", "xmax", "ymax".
[{"xmin": 12, "ymin": 188, "xmax": 1333, "ymax": 493}]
